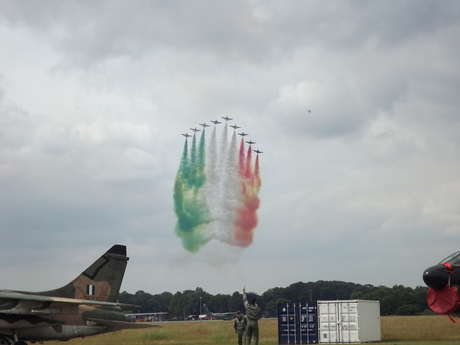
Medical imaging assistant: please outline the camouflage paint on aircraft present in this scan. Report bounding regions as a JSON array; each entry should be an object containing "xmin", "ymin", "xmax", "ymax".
[{"xmin": 0, "ymin": 245, "xmax": 159, "ymax": 345}]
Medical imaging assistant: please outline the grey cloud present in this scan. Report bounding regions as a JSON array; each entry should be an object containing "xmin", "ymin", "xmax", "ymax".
[
  {"xmin": 1, "ymin": 0, "xmax": 460, "ymax": 295},
  {"xmin": 3, "ymin": 1, "xmax": 460, "ymax": 67}
]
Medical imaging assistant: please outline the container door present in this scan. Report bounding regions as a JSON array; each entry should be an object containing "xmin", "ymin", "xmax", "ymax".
[
  {"xmin": 278, "ymin": 302, "xmax": 297, "ymax": 344},
  {"xmin": 299, "ymin": 302, "xmax": 318, "ymax": 344},
  {"xmin": 318, "ymin": 301, "xmax": 340, "ymax": 343},
  {"xmin": 278, "ymin": 302, "xmax": 318, "ymax": 344},
  {"xmin": 339, "ymin": 302, "xmax": 359, "ymax": 342}
]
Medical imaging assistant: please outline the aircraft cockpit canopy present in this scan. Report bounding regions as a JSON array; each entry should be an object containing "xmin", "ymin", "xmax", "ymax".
[{"xmin": 439, "ymin": 251, "xmax": 460, "ymax": 266}]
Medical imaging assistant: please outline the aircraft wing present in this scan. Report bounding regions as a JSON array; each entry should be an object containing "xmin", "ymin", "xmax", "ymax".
[
  {"xmin": 0, "ymin": 290, "xmax": 136, "ymax": 314},
  {"xmin": 0, "ymin": 314, "xmax": 65, "ymax": 325},
  {"xmin": 87, "ymin": 318, "xmax": 162, "ymax": 329}
]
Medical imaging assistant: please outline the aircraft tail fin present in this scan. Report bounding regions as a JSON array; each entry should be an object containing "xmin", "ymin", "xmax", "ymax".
[
  {"xmin": 38, "ymin": 245, "xmax": 129, "ymax": 303},
  {"xmin": 203, "ymin": 303, "xmax": 211, "ymax": 315}
]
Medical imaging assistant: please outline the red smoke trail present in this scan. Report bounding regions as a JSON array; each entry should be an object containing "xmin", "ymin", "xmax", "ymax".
[
  {"xmin": 254, "ymin": 154, "xmax": 261, "ymax": 192},
  {"xmin": 239, "ymin": 138, "xmax": 246, "ymax": 176},
  {"xmin": 245, "ymin": 146, "xmax": 253, "ymax": 181},
  {"xmin": 234, "ymin": 142, "xmax": 260, "ymax": 247}
]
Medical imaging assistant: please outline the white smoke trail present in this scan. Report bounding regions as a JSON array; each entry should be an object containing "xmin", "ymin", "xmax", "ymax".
[
  {"xmin": 211, "ymin": 124, "xmax": 229, "ymax": 241},
  {"xmin": 205, "ymin": 126, "xmax": 219, "ymax": 238},
  {"xmin": 219, "ymin": 131, "xmax": 243, "ymax": 245},
  {"xmin": 213, "ymin": 129, "xmax": 238, "ymax": 243}
]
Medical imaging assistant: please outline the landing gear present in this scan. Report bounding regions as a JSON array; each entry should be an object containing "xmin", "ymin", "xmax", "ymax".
[{"xmin": 0, "ymin": 336, "xmax": 27, "ymax": 345}]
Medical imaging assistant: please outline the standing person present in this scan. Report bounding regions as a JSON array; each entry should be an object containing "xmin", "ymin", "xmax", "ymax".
[
  {"xmin": 242, "ymin": 286, "xmax": 263, "ymax": 345},
  {"xmin": 233, "ymin": 311, "xmax": 247, "ymax": 345}
]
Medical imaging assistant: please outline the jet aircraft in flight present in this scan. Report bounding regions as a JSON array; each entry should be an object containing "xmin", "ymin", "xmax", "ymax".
[
  {"xmin": 0, "ymin": 245, "xmax": 159, "ymax": 345},
  {"xmin": 221, "ymin": 116, "xmax": 233, "ymax": 121},
  {"xmin": 246, "ymin": 140, "xmax": 256, "ymax": 145},
  {"xmin": 199, "ymin": 123, "xmax": 210, "ymax": 128},
  {"xmin": 423, "ymin": 251, "xmax": 460, "ymax": 317},
  {"xmin": 230, "ymin": 125, "xmax": 241, "ymax": 129},
  {"xmin": 181, "ymin": 133, "xmax": 191, "ymax": 138},
  {"xmin": 190, "ymin": 127, "xmax": 201, "ymax": 132},
  {"xmin": 211, "ymin": 120, "xmax": 222, "ymax": 125},
  {"xmin": 238, "ymin": 132, "xmax": 248, "ymax": 137},
  {"xmin": 253, "ymin": 149, "xmax": 263, "ymax": 154}
]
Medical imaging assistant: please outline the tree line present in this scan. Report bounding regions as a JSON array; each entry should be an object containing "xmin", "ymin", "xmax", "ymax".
[{"xmin": 118, "ymin": 280, "xmax": 430, "ymax": 319}]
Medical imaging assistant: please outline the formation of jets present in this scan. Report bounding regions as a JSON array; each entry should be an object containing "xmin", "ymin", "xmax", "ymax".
[{"xmin": 181, "ymin": 120, "xmax": 263, "ymax": 154}]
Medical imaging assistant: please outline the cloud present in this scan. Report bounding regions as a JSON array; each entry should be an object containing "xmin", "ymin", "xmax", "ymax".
[{"xmin": 1, "ymin": 1, "xmax": 460, "ymax": 295}]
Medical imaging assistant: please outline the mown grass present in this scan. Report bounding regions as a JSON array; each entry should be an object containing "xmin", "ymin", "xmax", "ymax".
[
  {"xmin": 45, "ymin": 315, "xmax": 460, "ymax": 345},
  {"xmin": 380, "ymin": 315, "xmax": 460, "ymax": 344}
]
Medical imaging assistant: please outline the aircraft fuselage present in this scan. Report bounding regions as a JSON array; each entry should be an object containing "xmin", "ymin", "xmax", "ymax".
[{"xmin": 423, "ymin": 251, "xmax": 460, "ymax": 290}]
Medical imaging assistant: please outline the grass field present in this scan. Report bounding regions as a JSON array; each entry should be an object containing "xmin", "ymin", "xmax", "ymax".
[{"xmin": 45, "ymin": 315, "xmax": 460, "ymax": 345}]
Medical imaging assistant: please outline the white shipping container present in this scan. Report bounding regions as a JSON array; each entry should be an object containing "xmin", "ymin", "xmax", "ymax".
[{"xmin": 317, "ymin": 300, "xmax": 381, "ymax": 343}]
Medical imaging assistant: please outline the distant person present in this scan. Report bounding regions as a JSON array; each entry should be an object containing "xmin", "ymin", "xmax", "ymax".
[
  {"xmin": 242, "ymin": 286, "xmax": 263, "ymax": 345},
  {"xmin": 233, "ymin": 311, "xmax": 247, "ymax": 345}
]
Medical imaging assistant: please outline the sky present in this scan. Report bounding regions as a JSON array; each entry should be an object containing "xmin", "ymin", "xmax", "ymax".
[{"xmin": 1, "ymin": 1, "xmax": 460, "ymax": 298}]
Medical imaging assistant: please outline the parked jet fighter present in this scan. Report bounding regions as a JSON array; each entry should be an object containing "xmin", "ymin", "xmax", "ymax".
[
  {"xmin": 181, "ymin": 133, "xmax": 191, "ymax": 138},
  {"xmin": 0, "ymin": 245, "xmax": 159, "ymax": 345},
  {"xmin": 201, "ymin": 304, "xmax": 236, "ymax": 321},
  {"xmin": 211, "ymin": 120, "xmax": 222, "ymax": 125},
  {"xmin": 423, "ymin": 251, "xmax": 460, "ymax": 316},
  {"xmin": 253, "ymin": 149, "xmax": 263, "ymax": 154},
  {"xmin": 221, "ymin": 116, "xmax": 232, "ymax": 121},
  {"xmin": 238, "ymin": 132, "xmax": 248, "ymax": 137}
]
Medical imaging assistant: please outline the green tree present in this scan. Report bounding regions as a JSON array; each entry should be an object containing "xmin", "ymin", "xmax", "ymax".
[
  {"xmin": 228, "ymin": 291, "xmax": 244, "ymax": 313},
  {"xmin": 208, "ymin": 293, "xmax": 232, "ymax": 312},
  {"xmin": 395, "ymin": 304, "xmax": 421, "ymax": 315},
  {"xmin": 265, "ymin": 298, "xmax": 291, "ymax": 317},
  {"xmin": 169, "ymin": 291, "xmax": 185, "ymax": 318}
]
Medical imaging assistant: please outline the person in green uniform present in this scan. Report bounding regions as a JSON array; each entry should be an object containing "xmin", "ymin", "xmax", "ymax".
[
  {"xmin": 233, "ymin": 311, "xmax": 247, "ymax": 345},
  {"xmin": 242, "ymin": 286, "xmax": 263, "ymax": 345}
]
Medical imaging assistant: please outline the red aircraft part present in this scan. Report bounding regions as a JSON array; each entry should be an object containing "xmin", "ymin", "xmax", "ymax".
[{"xmin": 427, "ymin": 285, "xmax": 460, "ymax": 315}]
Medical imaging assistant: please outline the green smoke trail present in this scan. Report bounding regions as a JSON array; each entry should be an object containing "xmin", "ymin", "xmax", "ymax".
[{"xmin": 173, "ymin": 132, "xmax": 210, "ymax": 252}]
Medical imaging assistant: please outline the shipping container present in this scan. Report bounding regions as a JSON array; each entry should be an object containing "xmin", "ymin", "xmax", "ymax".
[
  {"xmin": 317, "ymin": 300, "xmax": 381, "ymax": 343},
  {"xmin": 278, "ymin": 302, "xmax": 318, "ymax": 344}
]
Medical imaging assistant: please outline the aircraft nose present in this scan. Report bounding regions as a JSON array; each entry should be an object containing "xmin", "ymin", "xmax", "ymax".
[{"xmin": 423, "ymin": 264, "xmax": 452, "ymax": 290}]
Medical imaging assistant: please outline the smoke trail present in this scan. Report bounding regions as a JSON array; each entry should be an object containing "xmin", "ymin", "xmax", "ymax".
[
  {"xmin": 216, "ymin": 130, "xmax": 241, "ymax": 245},
  {"xmin": 173, "ymin": 121, "xmax": 262, "ymax": 252},
  {"xmin": 254, "ymin": 154, "xmax": 261, "ymax": 192},
  {"xmin": 239, "ymin": 138, "xmax": 246, "ymax": 176},
  {"xmin": 173, "ymin": 133, "xmax": 211, "ymax": 252},
  {"xmin": 205, "ymin": 127, "xmax": 219, "ymax": 239},
  {"xmin": 233, "ymin": 143, "xmax": 260, "ymax": 247}
]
